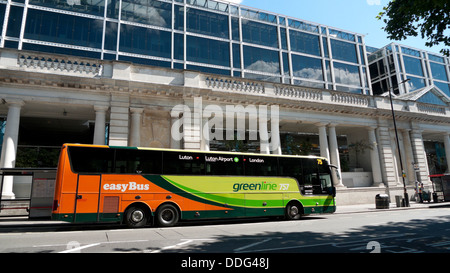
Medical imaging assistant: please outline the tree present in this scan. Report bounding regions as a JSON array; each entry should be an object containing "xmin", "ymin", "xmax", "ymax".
[{"xmin": 377, "ymin": 0, "xmax": 450, "ymax": 56}]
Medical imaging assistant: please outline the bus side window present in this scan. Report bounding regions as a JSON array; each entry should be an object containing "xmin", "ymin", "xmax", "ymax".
[
  {"xmin": 278, "ymin": 157, "xmax": 302, "ymax": 183},
  {"xmin": 162, "ymin": 151, "xmax": 205, "ymax": 175},
  {"xmin": 114, "ymin": 149, "xmax": 162, "ymax": 174},
  {"xmin": 68, "ymin": 147, "xmax": 114, "ymax": 174},
  {"xmin": 205, "ymin": 154, "xmax": 243, "ymax": 176},
  {"xmin": 244, "ymin": 156, "xmax": 278, "ymax": 176}
]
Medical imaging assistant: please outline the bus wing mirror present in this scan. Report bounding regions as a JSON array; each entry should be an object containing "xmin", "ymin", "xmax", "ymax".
[{"xmin": 329, "ymin": 187, "xmax": 336, "ymax": 197}]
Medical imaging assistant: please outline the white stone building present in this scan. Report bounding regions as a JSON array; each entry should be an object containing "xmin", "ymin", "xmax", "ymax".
[{"xmin": 0, "ymin": 48, "xmax": 449, "ymax": 204}]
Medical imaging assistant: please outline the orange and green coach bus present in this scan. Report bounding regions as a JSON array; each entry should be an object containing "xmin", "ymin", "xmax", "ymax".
[{"xmin": 52, "ymin": 144, "xmax": 336, "ymax": 228}]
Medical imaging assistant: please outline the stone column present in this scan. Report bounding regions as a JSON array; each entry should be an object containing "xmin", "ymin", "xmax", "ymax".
[
  {"xmin": 444, "ymin": 133, "xmax": 450, "ymax": 173},
  {"xmin": 270, "ymin": 116, "xmax": 282, "ymax": 155},
  {"xmin": 377, "ymin": 126, "xmax": 397, "ymax": 188},
  {"xmin": 0, "ymin": 99, "xmax": 24, "ymax": 199},
  {"xmin": 317, "ymin": 123, "xmax": 330, "ymax": 160},
  {"xmin": 368, "ymin": 126, "xmax": 383, "ymax": 187},
  {"xmin": 109, "ymin": 94, "xmax": 130, "ymax": 146},
  {"xmin": 259, "ymin": 118, "xmax": 270, "ymax": 155},
  {"xmin": 170, "ymin": 111, "xmax": 182, "ymax": 150},
  {"xmin": 328, "ymin": 124, "xmax": 344, "ymax": 187},
  {"xmin": 402, "ymin": 130, "xmax": 416, "ymax": 185},
  {"xmin": 93, "ymin": 105, "xmax": 108, "ymax": 145},
  {"xmin": 201, "ymin": 117, "xmax": 210, "ymax": 151},
  {"xmin": 129, "ymin": 107, "xmax": 144, "ymax": 147},
  {"xmin": 410, "ymin": 129, "xmax": 431, "ymax": 187}
]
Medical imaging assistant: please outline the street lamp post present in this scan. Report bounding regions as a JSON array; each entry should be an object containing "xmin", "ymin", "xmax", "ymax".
[{"xmin": 388, "ymin": 78, "xmax": 411, "ymax": 207}]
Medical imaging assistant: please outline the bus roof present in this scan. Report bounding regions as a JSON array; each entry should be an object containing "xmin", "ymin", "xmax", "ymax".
[{"xmin": 62, "ymin": 143, "xmax": 329, "ymax": 161}]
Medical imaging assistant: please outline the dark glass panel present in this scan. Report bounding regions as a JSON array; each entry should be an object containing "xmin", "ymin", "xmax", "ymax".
[
  {"xmin": 186, "ymin": 35, "xmax": 229, "ymax": 67},
  {"xmin": 280, "ymin": 28, "xmax": 287, "ymax": 50},
  {"xmin": 186, "ymin": 7, "xmax": 229, "ymax": 39},
  {"xmin": 174, "ymin": 4, "xmax": 184, "ymax": 30},
  {"xmin": 6, "ymin": 6, "xmax": 23, "ymax": 38},
  {"xmin": 104, "ymin": 21, "xmax": 118, "ymax": 51},
  {"xmin": 174, "ymin": 33, "xmax": 184, "ymax": 60},
  {"xmin": 231, "ymin": 17, "xmax": 239, "ymax": 41},
  {"xmin": 282, "ymin": 52, "xmax": 289, "ymax": 75},
  {"xmin": 232, "ymin": 43, "xmax": 240, "ymax": 69},
  {"xmin": 107, "ymin": 0, "xmax": 120, "ymax": 19},
  {"xmin": 0, "ymin": 4, "xmax": 5, "ymax": 33},
  {"xmin": 119, "ymin": 24, "xmax": 171, "ymax": 58},
  {"xmin": 242, "ymin": 19, "xmax": 278, "ymax": 48},
  {"xmin": 289, "ymin": 30, "xmax": 320, "ymax": 56},
  {"xmin": 24, "ymin": 9, "xmax": 103, "ymax": 49},
  {"xmin": 330, "ymin": 39, "xmax": 358, "ymax": 63}
]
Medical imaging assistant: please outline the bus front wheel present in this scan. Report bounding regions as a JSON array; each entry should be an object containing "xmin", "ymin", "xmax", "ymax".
[
  {"xmin": 156, "ymin": 204, "xmax": 180, "ymax": 227},
  {"xmin": 285, "ymin": 202, "xmax": 302, "ymax": 220}
]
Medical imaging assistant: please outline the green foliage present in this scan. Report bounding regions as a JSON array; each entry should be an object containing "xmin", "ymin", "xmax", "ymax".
[{"xmin": 377, "ymin": 0, "xmax": 450, "ymax": 56}]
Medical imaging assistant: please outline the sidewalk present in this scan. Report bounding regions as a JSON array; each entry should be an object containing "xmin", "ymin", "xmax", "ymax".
[
  {"xmin": 335, "ymin": 201, "xmax": 450, "ymax": 214},
  {"xmin": 0, "ymin": 202, "xmax": 449, "ymax": 229}
]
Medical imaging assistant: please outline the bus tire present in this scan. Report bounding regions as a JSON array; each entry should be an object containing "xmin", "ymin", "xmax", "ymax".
[
  {"xmin": 285, "ymin": 202, "xmax": 302, "ymax": 220},
  {"xmin": 156, "ymin": 203, "xmax": 179, "ymax": 227},
  {"xmin": 124, "ymin": 205, "xmax": 150, "ymax": 228}
]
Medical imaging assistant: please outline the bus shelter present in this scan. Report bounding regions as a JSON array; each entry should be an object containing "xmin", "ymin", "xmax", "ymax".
[
  {"xmin": 0, "ymin": 168, "xmax": 57, "ymax": 219},
  {"xmin": 429, "ymin": 174, "xmax": 450, "ymax": 202}
]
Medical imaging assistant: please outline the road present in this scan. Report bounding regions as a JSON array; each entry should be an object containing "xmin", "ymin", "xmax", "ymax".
[{"xmin": 1, "ymin": 207, "xmax": 450, "ymax": 254}]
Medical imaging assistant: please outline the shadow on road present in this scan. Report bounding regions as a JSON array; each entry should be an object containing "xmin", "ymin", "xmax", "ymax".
[{"xmin": 119, "ymin": 215, "xmax": 450, "ymax": 253}]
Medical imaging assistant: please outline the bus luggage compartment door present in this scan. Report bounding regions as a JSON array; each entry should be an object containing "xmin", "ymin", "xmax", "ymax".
[{"xmin": 74, "ymin": 175, "xmax": 101, "ymax": 222}]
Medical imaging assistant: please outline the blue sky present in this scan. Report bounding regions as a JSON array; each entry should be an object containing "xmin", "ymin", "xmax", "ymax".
[{"xmin": 229, "ymin": 0, "xmax": 445, "ymax": 55}]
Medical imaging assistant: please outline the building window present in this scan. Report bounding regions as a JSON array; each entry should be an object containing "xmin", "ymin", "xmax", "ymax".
[
  {"xmin": 25, "ymin": 9, "xmax": 103, "ymax": 49},
  {"xmin": 121, "ymin": 0, "xmax": 172, "ymax": 28},
  {"xmin": 186, "ymin": 7, "xmax": 229, "ymax": 39},
  {"xmin": 403, "ymin": 55, "xmax": 424, "ymax": 77},
  {"xmin": 29, "ymin": 0, "xmax": 105, "ymax": 17},
  {"xmin": 243, "ymin": 45, "xmax": 280, "ymax": 74},
  {"xmin": 289, "ymin": 30, "xmax": 321, "ymax": 56},
  {"xmin": 242, "ymin": 19, "xmax": 278, "ymax": 48},
  {"xmin": 430, "ymin": 62, "xmax": 449, "ymax": 82},
  {"xmin": 291, "ymin": 54, "xmax": 323, "ymax": 81},
  {"xmin": 186, "ymin": 35, "xmax": 230, "ymax": 67},
  {"xmin": 330, "ymin": 39, "xmax": 358, "ymax": 64},
  {"xmin": 119, "ymin": 24, "xmax": 171, "ymax": 58},
  {"xmin": 333, "ymin": 62, "xmax": 361, "ymax": 87}
]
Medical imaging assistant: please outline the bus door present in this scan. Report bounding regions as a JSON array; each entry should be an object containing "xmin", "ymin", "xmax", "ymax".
[{"xmin": 74, "ymin": 174, "xmax": 101, "ymax": 222}]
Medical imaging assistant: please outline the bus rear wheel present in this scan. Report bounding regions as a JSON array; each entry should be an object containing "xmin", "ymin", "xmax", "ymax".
[
  {"xmin": 156, "ymin": 204, "xmax": 179, "ymax": 227},
  {"xmin": 124, "ymin": 205, "xmax": 149, "ymax": 228},
  {"xmin": 285, "ymin": 202, "xmax": 302, "ymax": 220}
]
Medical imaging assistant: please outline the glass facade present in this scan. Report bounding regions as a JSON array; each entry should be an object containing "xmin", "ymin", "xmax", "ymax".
[
  {"xmin": 368, "ymin": 43, "xmax": 450, "ymax": 104},
  {"xmin": 0, "ymin": 0, "xmax": 370, "ymax": 94}
]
